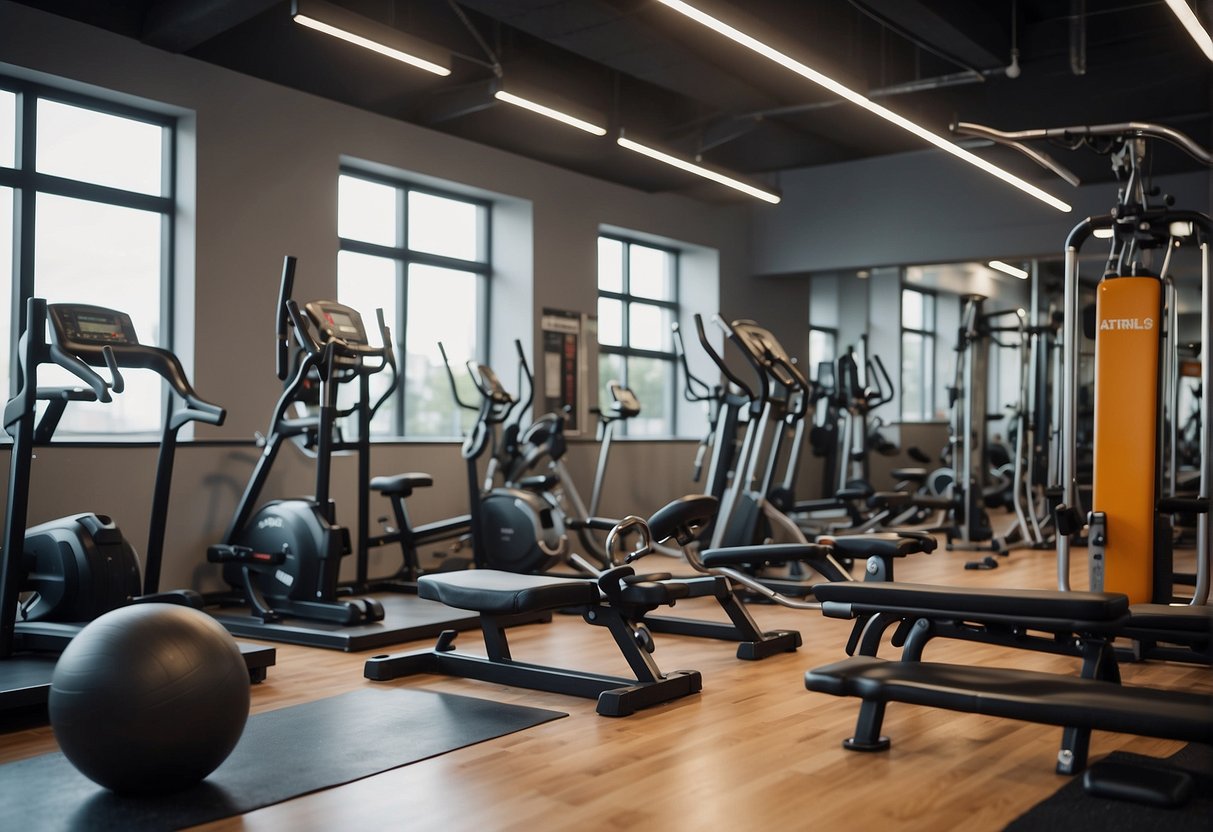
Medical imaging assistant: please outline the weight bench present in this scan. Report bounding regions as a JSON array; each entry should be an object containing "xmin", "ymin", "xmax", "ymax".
[
  {"xmin": 805, "ymin": 655, "xmax": 1213, "ymax": 774},
  {"xmin": 812, "ymin": 581, "xmax": 1211, "ymax": 664},
  {"xmin": 805, "ymin": 581, "xmax": 1213, "ymax": 772},
  {"xmin": 364, "ymin": 567, "xmax": 701, "ymax": 716}
]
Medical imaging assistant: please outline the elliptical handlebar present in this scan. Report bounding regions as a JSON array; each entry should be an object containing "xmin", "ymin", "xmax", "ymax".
[
  {"xmin": 672, "ymin": 322, "xmax": 717, "ymax": 404},
  {"xmin": 866, "ymin": 354, "xmax": 895, "ymax": 409},
  {"xmin": 275, "ymin": 256, "xmax": 296, "ymax": 381},
  {"xmin": 513, "ymin": 339, "xmax": 534, "ymax": 422},
  {"xmin": 693, "ymin": 314, "xmax": 755, "ymax": 401},
  {"xmin": 438, "ymin": 341, "xmax": 478, "ymax": 412}
]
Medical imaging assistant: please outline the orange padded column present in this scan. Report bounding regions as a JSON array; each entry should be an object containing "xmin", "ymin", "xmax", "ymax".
[{"xmin": 1090, "ymin": 276, "xmax": 1162, "ymax": 602}]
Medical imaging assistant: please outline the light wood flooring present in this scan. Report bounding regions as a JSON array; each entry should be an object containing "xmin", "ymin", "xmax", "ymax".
[{"xmin": 2, "ymin": 534, "xmax": 1208, "ymax": 831}]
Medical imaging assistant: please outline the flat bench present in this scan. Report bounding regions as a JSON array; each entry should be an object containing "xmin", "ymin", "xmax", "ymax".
[
  {"xmin": 812, "ymin": 581, "xmax": 1209, "ymax": 664},
  {"xmin": 805, "ymin": 655, "xmax": 1213, "ymax": 773},
  {"xmin": 364, "ymin": 568, "xmax": 701, "ymax": 717}
]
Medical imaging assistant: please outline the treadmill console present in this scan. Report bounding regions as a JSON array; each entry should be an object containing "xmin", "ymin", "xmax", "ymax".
[
  {"xmin": 304, "ymin": 300, "xmax": 369, "ymax": 346},
  {"xmin": 48, "ymin": 304, "xmax": 140, "ymax": 349}
]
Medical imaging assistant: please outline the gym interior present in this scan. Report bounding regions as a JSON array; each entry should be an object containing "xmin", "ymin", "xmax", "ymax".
[{"xmin": 0, "ymin": 1, "xmax": 1210, "ymax": 829}]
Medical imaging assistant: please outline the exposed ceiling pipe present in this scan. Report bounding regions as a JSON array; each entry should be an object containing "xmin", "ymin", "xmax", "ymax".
[
  {"xmin": 740, "ymin": 67, "xmax": 1003, "ymax": 120},
  {"xmin": 1070, "ymin": 0, "xmax": 1087, "ymax": 75}
]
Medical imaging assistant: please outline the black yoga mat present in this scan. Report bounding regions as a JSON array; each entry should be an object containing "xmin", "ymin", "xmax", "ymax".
[
  {"xmin": 0, "ymin": 687, "xmax": 566, "ymax": 832},
  {"xmin": 1005, "ymin": 744, "xmax": 1213, "ymax": 832}
]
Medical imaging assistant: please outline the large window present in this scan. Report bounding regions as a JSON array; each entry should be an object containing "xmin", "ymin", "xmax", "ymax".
[
  {"xmin": 597, "ymin": 235, "xmax": 679, "ymax": 436},
  {"xmin": 1, "ymin": 78, "xmax": 175, "ymax": 437},
  {"xmin": 901, "ymin": 286, "xmax": 937, "ymax": 421},
  {"xmin": 807, "ymin": 326, "xmax": 837, "ymax": 387},
  {"xmin": 337, "ymin": 170, "xmax": 489, "ymax": 438}
]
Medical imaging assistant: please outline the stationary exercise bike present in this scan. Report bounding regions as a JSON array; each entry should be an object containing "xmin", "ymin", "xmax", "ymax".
[{"xmin": 208, "ymin": 256, "xmax": 392, "ymax": 626}]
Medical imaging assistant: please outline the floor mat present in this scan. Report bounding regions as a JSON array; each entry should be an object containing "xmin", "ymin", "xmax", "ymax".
[
  {"xmin": 0, "ymin": 686, "xmax": 566, "ymax": 832},
  {"xmin": 1005, "ymin": 744, "xmax": 1213, "ymax": 832}
]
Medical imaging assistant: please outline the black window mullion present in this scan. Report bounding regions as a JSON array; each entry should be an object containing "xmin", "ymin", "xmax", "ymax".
[
  {"xmin": 396, "ymin": 257, "xmax": 407, "ymax": 436},
  {"xmin": 14, "ymin": 87, "xmax": 35, "ymax": 343}
]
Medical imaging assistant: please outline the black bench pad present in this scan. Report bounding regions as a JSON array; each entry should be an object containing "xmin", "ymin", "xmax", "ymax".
[
  {"xmin": 369, "ymin": 472, "xmax": 434, "ymax": 497},
  {"xmin": 418, "ymin": 571, "xmax": 600, "ymax": 615},
  {"xmin": 819, "ymin": 534, "xmax": 931, "ymax": 559},
  {"xmin": 805, "ymin": 656, "xmax": 1213, "ymax": 744},
  {"xmin": 891, "ymin": 468, "xmax": 929, "ymax": 481},
  {"xmin": 1126, "ymin": 603, "xmax": 1213, "ymax": 634},
  {"xmin": 812, "ymin": 581, "xmax": 1130, "ymax": 622},
  {"xmin": 701, "ymin": 543, "xmax": 834, "ymax": 568}
]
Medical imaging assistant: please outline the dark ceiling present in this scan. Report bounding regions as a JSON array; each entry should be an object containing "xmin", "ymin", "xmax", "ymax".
[{"xmin": 15, "ymin": 0, "xmax": 1213, "ymax": 202}]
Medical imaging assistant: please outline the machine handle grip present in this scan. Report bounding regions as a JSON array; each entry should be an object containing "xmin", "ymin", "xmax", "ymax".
[
  {"xmin": 694, "ymin": 314, "xmax": 754, "ymax": 399},
  {"xmin": 49, "ymin": 343, "xmax": 114, "ymax": 403},
  {"xmin": 275, "ymin": 256, "xmax": 297, "ymax": 381}
]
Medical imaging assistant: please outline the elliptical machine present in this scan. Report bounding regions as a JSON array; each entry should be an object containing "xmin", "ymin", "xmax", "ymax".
[
  {"xmin": 438, "ymin": 343, "xmax": 568, "ymax": 573},
  {"xmin": 208, "ymin": 256, "xmax": 392, "ymax": 626}
]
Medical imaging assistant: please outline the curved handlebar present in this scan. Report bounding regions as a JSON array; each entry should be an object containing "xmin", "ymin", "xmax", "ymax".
[
  {"xmin": 48, "ymin": 342, "xmax": 114, "ymax": 404},
  {"xmin": 867, "ymin": 354, "xmax": 894, "ymax": 408},
  {"xmin": 605, "ymin": 515, "xmax": 654, "ymax": 565},
  {"xmin": 275, "ymin": 256, "xmax": 297, "ymax": 381},
  {"xmin": 693, "ymin": 314, "xmax": 755, "ymax": 399},
  {"xmin": 672, "ymin": 322, "xmax": 716, "ymax": 404},
  {"xmin": 952, "ymin": 121, "xmax": 1213, "ymax": 185}
]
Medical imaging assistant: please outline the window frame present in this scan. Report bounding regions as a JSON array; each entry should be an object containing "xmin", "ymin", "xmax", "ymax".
[
  {"xmin": 337, "ymin": 166, "xmax": 492, "ymax": 438},
  {"xmin": 900, "ymin": 285, "xmax": 937, "ymax": 422},
  {"xmin": 0, "ymin": 74, "xmax": 177, "ymax": 423},
  {"xmin": 596, "ymin": 233, "xmax": 680, "ymax": 437}
]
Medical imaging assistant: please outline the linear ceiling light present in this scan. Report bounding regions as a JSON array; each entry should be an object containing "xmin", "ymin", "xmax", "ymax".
[
  {"xmin": 493, "ymin": 89, "xmax": 607, "ymax": 136},
  {"xmin": 1166, "ymin": 0, "xmax": 1213, "ymax": 60},
  {"xmin": 292, "ymin": 0, "xmax": 451, "ymax": 76},
  {"xmin": 988, "ymin": 260, "xmax": 1029, "ymax": 279},
  {"xmin": 617, "ymin": 135, "xmax": 781, "ymax": 203},
  {"xmin": 655, "ymin": 0, "xmax": 1072, "ymax": 213}
]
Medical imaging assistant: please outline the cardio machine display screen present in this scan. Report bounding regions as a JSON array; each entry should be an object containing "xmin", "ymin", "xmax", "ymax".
[
  {"xmin": 315, "ymin": 305, "xmax": 368, "ymax": 344},
  {"xmin": 54, "ymin": 307, "xmax": 136, "ymax": 344},
  {"xmin": 78, "ymin": 317, "xmax": 124, "ymax": 337}
]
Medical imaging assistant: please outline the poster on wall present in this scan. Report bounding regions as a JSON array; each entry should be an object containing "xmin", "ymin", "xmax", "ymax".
[{"xmin": 541, "ymin": 308, "xmax": 582, "ymax": 435}]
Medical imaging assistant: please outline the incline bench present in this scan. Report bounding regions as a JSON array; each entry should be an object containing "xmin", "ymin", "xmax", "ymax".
[{"xmin": 804, "ymin": 582, "xmax": 1213, "ymax": 773}]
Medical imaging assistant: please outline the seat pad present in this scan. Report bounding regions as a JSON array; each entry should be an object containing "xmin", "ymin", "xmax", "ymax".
[
  {"xmin": 418, "ymin": 571, "xmax": 600, "ymax": 615},
  {"xmin": 369, "ymin": 472, "xmax": 434, "ymax": 497},
  {"xmin": 812, "ymin": 581, "xmax": 1129, "ymax": 622}
]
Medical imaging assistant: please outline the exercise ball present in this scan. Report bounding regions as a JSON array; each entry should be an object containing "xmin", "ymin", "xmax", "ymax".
[{"xmin": 49, "ymin": 603, "xmax": 250, "ymax": 794}]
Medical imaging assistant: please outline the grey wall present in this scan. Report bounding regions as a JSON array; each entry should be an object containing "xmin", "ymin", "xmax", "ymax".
[{"xmin": 752, "ymin": 149, "xmax": 1211, "ymax": 275}]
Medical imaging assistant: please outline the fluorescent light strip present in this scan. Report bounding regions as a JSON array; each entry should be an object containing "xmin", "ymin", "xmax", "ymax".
[
  {"xmin": 1093, "ymin": 227, "xmax": 1114, "ymax": 239},
  {"xmin": 617, "ymin": 136, "xmax": 781, "ymax": 203},
  {"xmin": 494, "ymin": 90, "xmax": 607, "ymax": 136},
  {"xmin": 655, "ymin": 0, "xmax": 1072, "ymax": 213},
  {"xmin": 988, "ymin": 260, "xmax": 1029, "ymax": 279},
  {"xmin": 1165, "ymin": 0, "xmax": 1213, "ymax": 60},
  {"xmin": 293, "ymin": 14, "xmax": 451, "ymax": 76}
]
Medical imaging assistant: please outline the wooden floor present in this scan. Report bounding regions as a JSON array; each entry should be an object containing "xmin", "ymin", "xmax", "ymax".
[{"xmin": 2, "ymin": 532, "xmax": 1208, "ymax": 831}]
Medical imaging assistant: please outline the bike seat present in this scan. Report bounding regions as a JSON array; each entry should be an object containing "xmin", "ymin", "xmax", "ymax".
[{"xmin": 370, "ymin": 473, "xmax": 434, "ymax": 498}]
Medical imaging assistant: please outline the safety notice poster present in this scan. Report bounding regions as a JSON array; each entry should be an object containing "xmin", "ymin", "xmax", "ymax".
[{"xmin": 541, "ymin": 308, "xmax": 581, "ymax": 435}]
